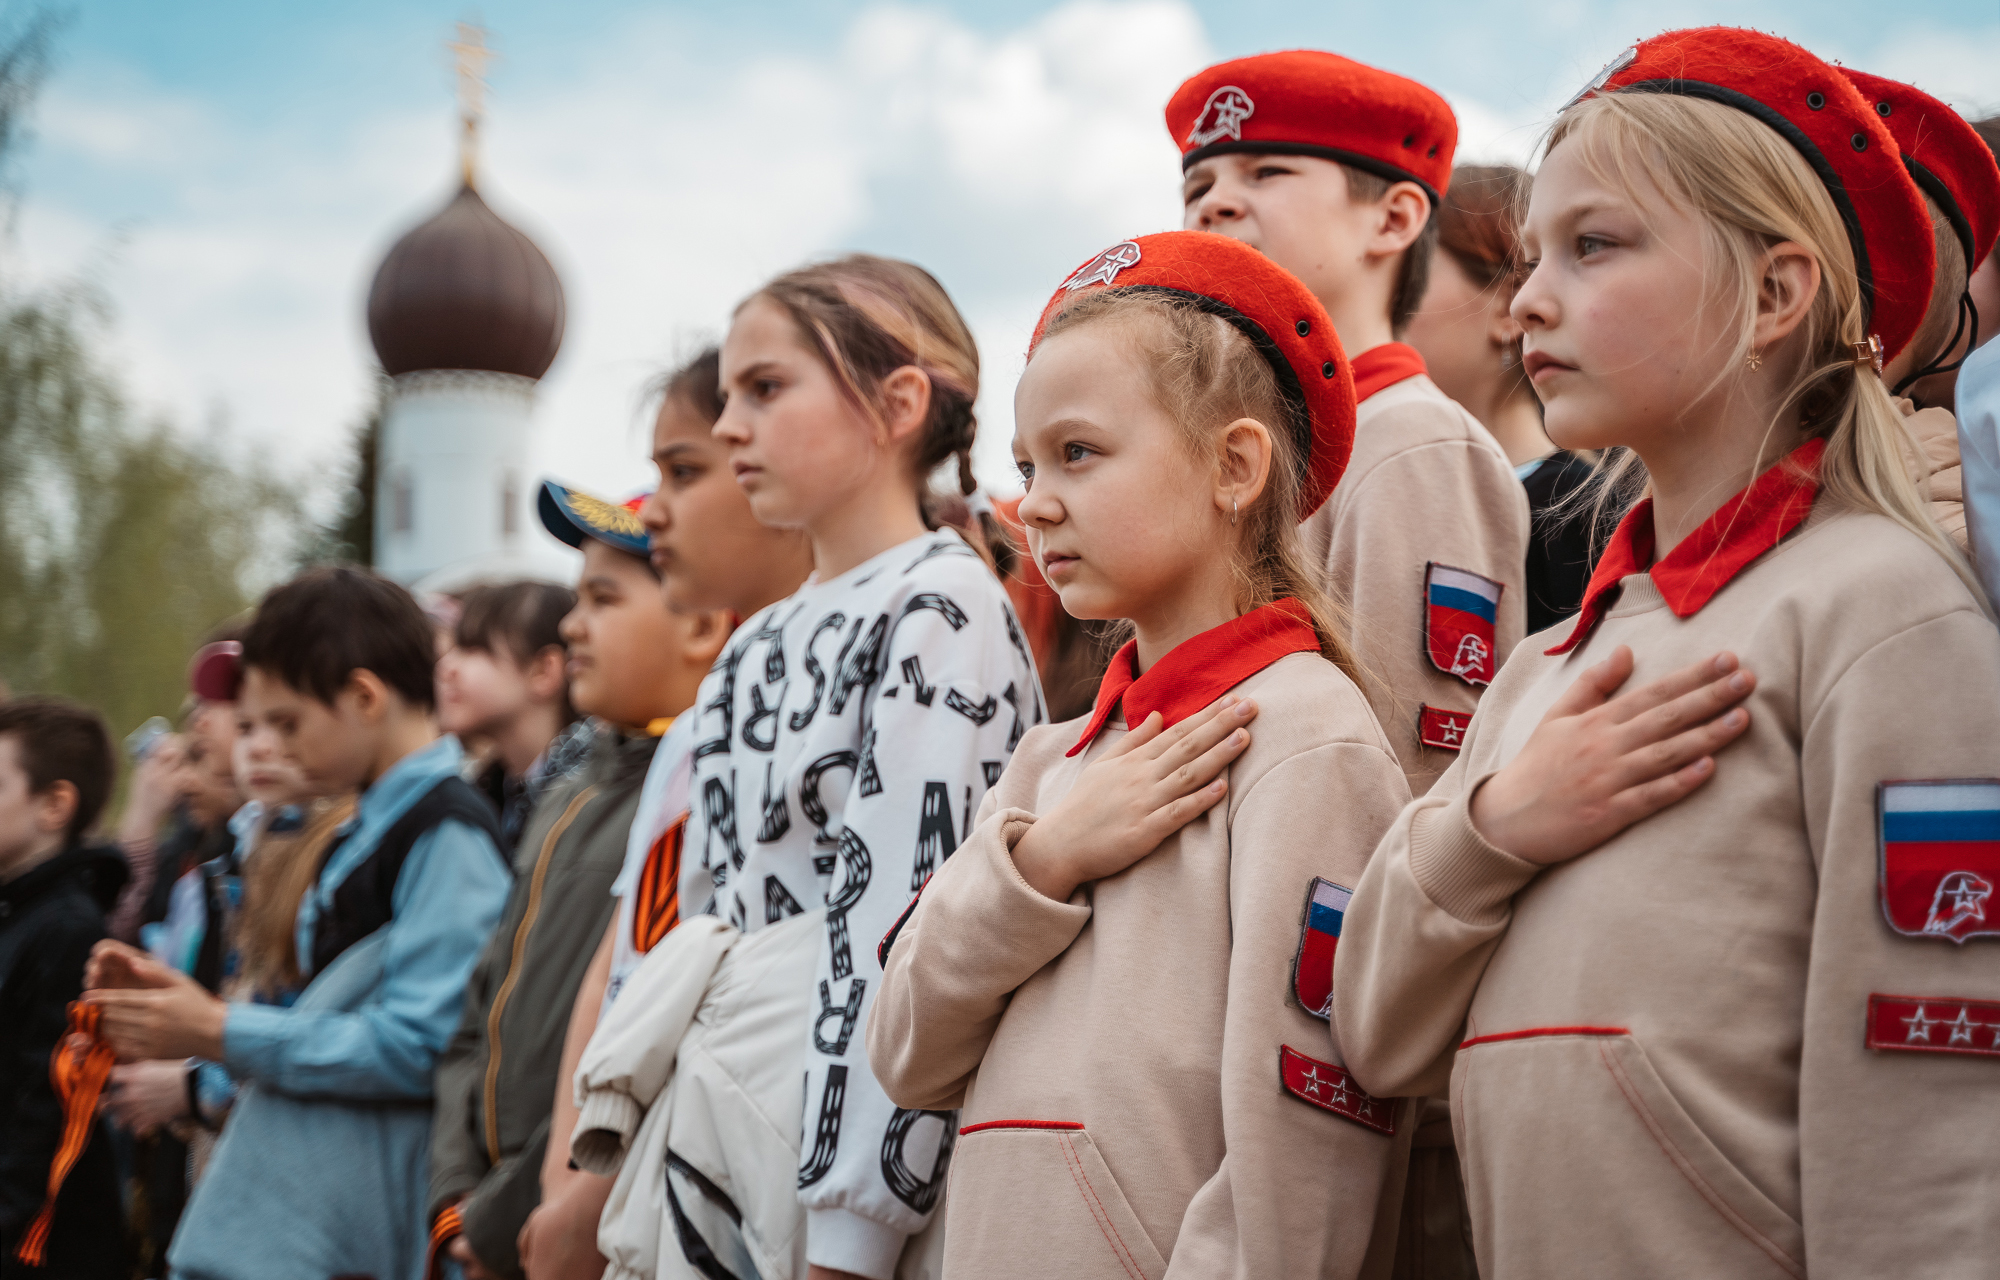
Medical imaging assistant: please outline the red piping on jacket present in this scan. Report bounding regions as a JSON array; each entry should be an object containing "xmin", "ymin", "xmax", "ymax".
[
  {"xmin": 1460, "ymin": 1025, "xmax": 1629, "ymax": 1049},
  {"xmin": 959, "ymin": 1119, "xmax": 1086, "ymax": 1136}
]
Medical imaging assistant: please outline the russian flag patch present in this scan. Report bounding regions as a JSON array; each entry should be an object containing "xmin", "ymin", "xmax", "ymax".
[
  {"xmin": 1879, "ymin": 780, "xmax": 2000, "ymax": 944},
  {"xmin": 1424, "ymin": 563, "xmax": 1501, "ymax": 687},
  {"xmin": 1291, "ymin": 878, "xmax": 1351, "ymax": 1020}
]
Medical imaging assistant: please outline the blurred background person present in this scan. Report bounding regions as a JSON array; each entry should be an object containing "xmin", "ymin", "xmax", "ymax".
[
  {"xmin": 1406, "ymin": 163, "xmax": 1595, "ymax": 633},
  {"xmin": 436, "ymin": 581, "xmax": 585, "ymax": 852},
  {"xmin": 0, "ymin": 696, "xmax": 130, "ymax": 1279}
]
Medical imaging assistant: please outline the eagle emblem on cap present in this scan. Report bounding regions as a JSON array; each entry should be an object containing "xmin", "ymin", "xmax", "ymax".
[
  {"xmin": 1062, "ymin": 241, "xmax": 1143, "ymax": 291},
  {"xmin": 568, "ymin": 490, "xmax": 646, "ymax": 537},
  {"xmin": 1187, "ymin": 84, "xmax": 1255, "ymax": 147}
]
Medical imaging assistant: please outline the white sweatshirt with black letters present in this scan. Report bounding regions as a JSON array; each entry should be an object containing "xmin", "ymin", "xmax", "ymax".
[{"xmin": 686, "ymin": 527, "xmax": 1042, "ymax": 1277}]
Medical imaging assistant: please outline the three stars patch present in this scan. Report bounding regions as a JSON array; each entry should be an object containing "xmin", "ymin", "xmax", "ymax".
[
  {"xmin": 1279, "ymin": 1045, "xmax": 1397, "ymax": 1134},
  {"xmin": 1866, "ymin": 994, "xmax": 2000, "ymax": 1059}
]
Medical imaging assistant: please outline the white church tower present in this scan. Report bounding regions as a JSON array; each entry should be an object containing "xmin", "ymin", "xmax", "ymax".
[{"xmin": 366, "ymin": 25, "xmax": 572, "ymax": 591}]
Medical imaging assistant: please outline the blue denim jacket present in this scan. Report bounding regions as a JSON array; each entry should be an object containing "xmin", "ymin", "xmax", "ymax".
[{"xmin": 220, "ymin": 736, "xmax": 511, "ymax": 1099}]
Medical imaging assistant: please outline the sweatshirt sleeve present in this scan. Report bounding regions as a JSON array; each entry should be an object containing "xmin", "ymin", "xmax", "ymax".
[
  {"xmin": 800, "ymin": 589, "xmax": 1038, "ymax": 1280},
  {"xmin": 868, "ymin": 807, "xmax": 1093, "ymax": 1111},
  {"xmin": 222, "ymin": 817, "xmax": 511, "ymax": 1099},
  {"xmin": 1794, "ymin": 608, "xmax": 2000, "ymax": 1276},
  {"xmin": 1326, "ymin": 436, "xmax": 1530, "ymax": 795},
  {"xmin": 1166, "ymin": 742, "xmax": 1413, "ymax": 1278},
  {"xmin": 1331, "ymin": 748, "xmax": 1543, "ymax": 1101}
]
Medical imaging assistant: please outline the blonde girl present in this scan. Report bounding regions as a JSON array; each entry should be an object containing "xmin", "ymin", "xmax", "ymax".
[
  {"xmin": 1334, "ymin": 28, "xmax": 2000, "ymax": 1279},
  {"xmin": 870, "ymin": 231, "xmax": 1416, "ymax": 1279}
]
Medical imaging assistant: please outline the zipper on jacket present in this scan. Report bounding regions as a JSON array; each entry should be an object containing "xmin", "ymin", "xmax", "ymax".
[{"xmin": 484, "ymin": 785, "xmax": 599, "ymax": 1165}]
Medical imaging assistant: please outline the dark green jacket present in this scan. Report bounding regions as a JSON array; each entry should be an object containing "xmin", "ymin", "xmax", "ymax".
[{"xmin": 427, "ymin": 727, "xmax": 658, "ymax": 1279}]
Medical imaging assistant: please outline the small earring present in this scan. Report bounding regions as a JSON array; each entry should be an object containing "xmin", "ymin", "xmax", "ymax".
[
  {"xmin": 1231, "ymin": 495, "xmax": 1239, "ymax": 527},
  {"xmin": 1745, "ymin": 348, "xmax": 1763, "ymax": 370}
]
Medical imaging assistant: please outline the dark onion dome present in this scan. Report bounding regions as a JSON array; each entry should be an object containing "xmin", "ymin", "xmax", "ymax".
[{"xmin": 367, "ymin": 184, "xmax": 565, "ymax": 380}]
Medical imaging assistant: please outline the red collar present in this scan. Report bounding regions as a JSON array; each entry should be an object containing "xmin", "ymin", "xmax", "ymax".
[
  {"xmin": 1547, "ymin": 438, "xmax": 1826, "ymax": 656},
  {"xmin": 1068, "ymin": 599, "xmax": 1320, "ymax": 757},
  {"xmin": 1350, "ymin": 342, "xmax": 1429, "ymax": 402}
]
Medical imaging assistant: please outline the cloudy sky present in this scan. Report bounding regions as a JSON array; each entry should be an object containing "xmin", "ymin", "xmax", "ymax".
[{"xmin": 13, "ymin": 0, "xmax": 1999, "ymax": 518}]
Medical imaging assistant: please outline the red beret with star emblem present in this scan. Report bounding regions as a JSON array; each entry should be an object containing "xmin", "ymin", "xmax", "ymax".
[
  {"xmin": 1165, "ymin": 51, "xmax": 1457, "ymax": 204},
  {"xmin": 1841, "ymin": 69, "xmax": 2000, "ymax": 278},
  {"xmin": 1030, "ymin": 231, "xmax": 1356, "ymax": 518},
  {"xmin": 1575, "ymin": 28, "xmax": 1936, "ymax": 364}
]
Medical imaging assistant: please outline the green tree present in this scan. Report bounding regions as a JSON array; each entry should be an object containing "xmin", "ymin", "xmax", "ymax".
[
  {"xmin": 0, "ymin": 284, "xmax": 309, "ymax": 737},
  {"xmin": 303, "ymin": 375, "xmax": 386, "ymax": 568}
]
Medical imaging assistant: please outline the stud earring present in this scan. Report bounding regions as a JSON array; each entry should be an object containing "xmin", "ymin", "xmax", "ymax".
[{"xmin": 1745, "ymin": 348, "xmax": 1764, "ymax": 370}]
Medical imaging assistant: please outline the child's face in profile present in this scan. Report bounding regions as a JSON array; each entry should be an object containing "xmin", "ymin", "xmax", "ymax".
[
  {"xmin": 561, "ymin": 540, "xmax": 687, "ymax": 728},
  {"xmin": 1012, "ymin": 319, "xmax": 1231, "ymax": 630},
  {"xmin": 642, "ymin": 391, "xmax": 807, "ymax": 617},
  {"xmin": 1513, "ymin": 136, "xmax": 1741, "ymax": 456},
  {"xmin": 231, "ymin": 710, "xmax": 313, "ymax": 810},
  {"xmin": 238, "ymin": 666, "xmax": 378, "ymax": 796},
  {"xmin": 714, "ymin": 296, "xmax": 905, "ymax": 534},
  {"xmin": 177, "ymin": 731, "xmax": 244, "ymax": 828},
  {"xmin": 435, "ymin": 641, "xmax": 540, "ymax": 740},
  {"xmin": 1182, "ymin": 151, "xmax": 1384, "ymax": 312}
]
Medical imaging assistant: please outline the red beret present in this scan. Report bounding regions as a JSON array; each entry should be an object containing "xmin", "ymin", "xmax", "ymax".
[
  {"xmin": 1030, "ymin": 231, "xmax": 1356, "ymax": 518},
  {"xmin": 1841, "ymin": 69, "xmax": 2000, "ymax": 274},
  {"xmin": 1165, "ymin": 51, "xmax": 1456, "ymax": 204},
  {"xmin": 1576, "ymin": 28, "xmax": 1935, "ymax": 364}
]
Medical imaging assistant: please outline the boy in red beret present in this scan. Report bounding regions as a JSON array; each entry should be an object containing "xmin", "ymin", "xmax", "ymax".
[
  {"xmin": 1170, "ymin": 50, "xmax": 1531, "ymax": 801},
  {"xmin": 1171, "ymin": 60, "xmax": 1528, "ymax": 1274}
]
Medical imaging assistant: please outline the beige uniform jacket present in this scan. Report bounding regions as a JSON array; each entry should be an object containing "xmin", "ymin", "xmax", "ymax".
[
  {"xmin": 1303, "ymin": 373, "xmax": 1530, "ymax": 796},
  {"xmin": 1333, "ymin": 502, "xmax": 2000, "ymax": 1279},
  {"xmin": 870, "ymin": 654, "xmax": 1414, "ymax": 1280}
]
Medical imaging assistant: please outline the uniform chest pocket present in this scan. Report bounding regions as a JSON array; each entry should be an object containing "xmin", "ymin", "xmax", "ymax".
[
  {"xmin": 943, "ymin": 1121, "xmax": 1167, "ymax": 1280},
  {"xmin": 1454, "ymin": 1029, "xmax": 1804, "ymax": 1278}
]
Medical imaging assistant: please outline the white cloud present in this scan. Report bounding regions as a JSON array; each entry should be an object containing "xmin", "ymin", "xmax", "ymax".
[
  {"xmin": 8, "ymin": 0, "xmax": 1217, "ymax": 518},
  {"xmin": 38, "ymin": 0, "xmax": 1980, "ymax": 525}
]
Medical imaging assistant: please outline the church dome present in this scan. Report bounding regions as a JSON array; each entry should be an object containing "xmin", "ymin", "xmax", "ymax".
[{"xmin": 367, "ymin": 184, "xmax": 565, "ymax": 380}]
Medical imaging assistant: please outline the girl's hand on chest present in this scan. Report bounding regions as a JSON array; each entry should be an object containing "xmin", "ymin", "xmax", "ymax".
[
  {"xmin": 1470, "ymin": 646, "xmax": 1755, "ymax": 865},
  {"xmin": 1011, "ymin": 697, "xmax": 1257, "ymax": 902}
]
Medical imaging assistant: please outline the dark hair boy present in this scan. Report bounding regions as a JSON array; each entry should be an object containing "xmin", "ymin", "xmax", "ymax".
[
  {"xmin": 81, "ymin": 565, "xmax": 513, "ymax": 1280},
  {"xmin": 438, "ymin": 580, "xmax": 582, "ymax": 850},
  {"xmin": 0, "ymin": 696, "xmax": 131, "ymax": 1278}
]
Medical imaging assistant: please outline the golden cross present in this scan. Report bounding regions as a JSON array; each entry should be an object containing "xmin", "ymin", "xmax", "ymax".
[{"xmin": 447, "ymin": 21, "xmax": 495, "ymax": 186}]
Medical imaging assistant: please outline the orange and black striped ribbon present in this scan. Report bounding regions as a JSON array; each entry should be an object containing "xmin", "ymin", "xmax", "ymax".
[
  {"xmin": 631, "ymin": 813, "xmax": 687, "ymax": 954},
  {"xmin": 16, "ymin": 1002, "xmax": 117, "ymax": 1266},
  {"xmin": 426, "ymin": 1203, "xmax": 464, "ymax": 1279}
]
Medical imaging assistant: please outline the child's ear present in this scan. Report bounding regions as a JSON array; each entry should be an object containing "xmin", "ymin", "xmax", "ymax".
[
  {"xmin": 684, "ymin": 609, "xmax": 735, "ymax": 669},
  {"xmin": 878, "ymin": 366, "xmax": 935, "ymax": 447},
  {"xmin": 33, "ymin": 780, "xmax": 77, "ymax": 837},
  {"xmin": 524, "ymin": 644, "xmax": 568, "ymax": 703},
  {"xmin": 1215, "ymin": 418, "xmax": 1274, "ymax": 519},
  {"xmin": 1752, "ymin": 240, "xmax": 1820, "ymax": 352},
  {"xmin": 342, "ymin": 669, "xmax": 391, "ymax": 723},
  {"xmin": 1372, "ymin": 183, "xmax": 1432, "ymax": 256}
]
